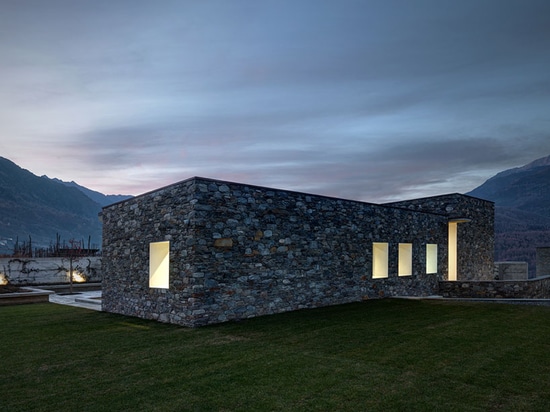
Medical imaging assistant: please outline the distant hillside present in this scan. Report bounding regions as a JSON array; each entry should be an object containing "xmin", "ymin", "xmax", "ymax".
[
  {"xmin": 0, "ymin": 157, "xmax": 132, "ymax": 255},
  {"xmin": 468, "ymin": 155, "xmax": 550, "ymax": 217},
  {"xmin": 52, "ymin": 178, "xmax": 132, "ymax": 207},
  {"xmin": 467, "ymin": 155, "xmax": 550, "ymax": 276}
]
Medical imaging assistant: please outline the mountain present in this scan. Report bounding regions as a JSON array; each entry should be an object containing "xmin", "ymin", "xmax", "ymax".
[
  {"xmin": 52, "ymin": 178, "xmax": 132, "ymax": 207},
  {"xmin": 0, "ymin": 157, "xmax": 132, "ymax": 255},
  {"xmin": 467, "ymin": 155, "xmax": 550, "ymax": 276},
  {"xmin": 467, "ymin": 155, "xmax": 550, "ymax": 217}
]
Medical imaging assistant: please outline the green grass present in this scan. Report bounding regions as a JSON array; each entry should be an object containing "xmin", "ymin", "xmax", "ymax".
[{"xmin": 2, "ymin": 299, "xmax": 550, "ymax": 411}]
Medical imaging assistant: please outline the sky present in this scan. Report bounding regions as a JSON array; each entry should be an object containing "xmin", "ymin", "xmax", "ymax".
[{"xmin": 1, "ymin": 0, "xmax": 549, "ymax": 203}]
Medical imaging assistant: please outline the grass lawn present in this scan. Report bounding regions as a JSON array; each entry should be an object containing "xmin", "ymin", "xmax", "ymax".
[{"xmin": 1, "ymin": 299, "xmax": 550, "ymax": 411}]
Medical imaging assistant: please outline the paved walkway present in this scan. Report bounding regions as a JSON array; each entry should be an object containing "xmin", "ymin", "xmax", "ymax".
[{"xmin": 49, "ymin": 290, "xmax": 102, "ymax": 311}]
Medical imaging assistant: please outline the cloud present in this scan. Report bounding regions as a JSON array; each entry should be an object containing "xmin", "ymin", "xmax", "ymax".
[
  {"xmin": 65, "ymin": 113, "xmax": 550, "ymax": 203},
  {"xmin": 1, "ymin": 0, "xmax": 550, "ymax": 201}
]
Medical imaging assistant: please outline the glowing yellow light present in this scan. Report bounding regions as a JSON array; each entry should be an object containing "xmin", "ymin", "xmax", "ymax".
[
  {"xmin": 398, "ymin": 243, "xmax": 413, "ymax": 276},
  {"xmin": 373, "ymin": 242, "xmax": 389, "ymax": 279},
  {"xmin": 448, "ymin": 217, "xmax": 472, "ymax": 280},
  {"xmin": 68, "ymin": 271, "xmax": 87, "ymax": 283},
  {"xmin": 448, "ymin": 222, "xmax": 457, "ymax": 281},
  {"xmin": 426, "ymin": 244, "xmax": 438, "ymax": 274},
  {"xmin": 0, "ymin": 273, "xmax": 8, "ymax": 285},
  {"xmin": 150, "ymin": 241, "xmax": 170, "ymax": 289}
]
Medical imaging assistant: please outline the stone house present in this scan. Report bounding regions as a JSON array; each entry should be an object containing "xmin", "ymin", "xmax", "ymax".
[{"xmin": 101, "ymin": 177, "xmax": 494, "ymax": 327}]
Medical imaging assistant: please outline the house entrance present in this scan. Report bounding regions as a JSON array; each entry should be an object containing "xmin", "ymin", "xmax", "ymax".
[{"xmin": 448, "ymin": 219, "xmax": 471, "ymax": 281}]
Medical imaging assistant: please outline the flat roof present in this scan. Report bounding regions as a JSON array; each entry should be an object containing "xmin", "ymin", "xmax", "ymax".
[{"xmin": 102, "ymin": 175, "xmax": 479, "ymax": 218}]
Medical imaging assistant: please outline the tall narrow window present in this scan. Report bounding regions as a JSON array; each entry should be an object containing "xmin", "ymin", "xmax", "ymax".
[
  {"xmin": 373, "ymin": 242, "xmax": 388, "ymax": 279},
  {"xmin": 150, "ymin": 241, "xmax": 170, "ymax": 289},
  {"xmin": 448, "ymin": 218, "xmax": 471, "ymax": 281},
  {"xmin": 426, "ymin": 244, "xmax": 438, "ymax": 274},
  {"xmin": 448, "ymin": 222, "xmax": 457, "ymax": 281},
  {"xmin": 398, "ymin": 243, "xmax": 412, "ymax": 276}
]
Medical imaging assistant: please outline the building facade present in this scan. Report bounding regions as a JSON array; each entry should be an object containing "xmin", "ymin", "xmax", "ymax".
[{"xmin": 101, "ymin": 177, "xmax": 494, "ymax": 327}]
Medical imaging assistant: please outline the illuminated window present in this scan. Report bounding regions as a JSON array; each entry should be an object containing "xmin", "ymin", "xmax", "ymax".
[
  {"xmin": 149, "ymin": 241, "xmax": 170, "ymax": 289},
  {"xmin": 373, "ymin": 242, "xmax": 388, "ymax": 279},
  {"xmin": 448, "ymin": 222, "xmax": 457, "ymax": 281},
  {"xmin": 448, "ymin": 218, "xmax": 471, "ymax": 281},
  {"xmin": 426, "ymin": 244, "xmax": 438, "ymax": 274},
  {"xmin": 398, "ymin": 243, "xmax": 412, "ymax": 276}
]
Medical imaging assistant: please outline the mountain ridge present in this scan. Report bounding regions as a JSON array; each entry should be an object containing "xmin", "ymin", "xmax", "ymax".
[
  {"xmin": 484, "ymin": 155, "xmax": 550, "ymax": 181},
  {"xmin": 0, "ymin": 156, "xmax": 132, "ymax": 254},
  {"xmin": 466, "ymin": 154, "xmax": 550, "ymax": 276},
  {"xmin": 51, "ymin": 177, "xmax": 132, "ymax": 207}
]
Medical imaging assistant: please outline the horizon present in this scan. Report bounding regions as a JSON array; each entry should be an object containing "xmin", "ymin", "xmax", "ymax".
[{"xmin": 5, "ymin": 153, "xmax": 547, "ymax": 203}]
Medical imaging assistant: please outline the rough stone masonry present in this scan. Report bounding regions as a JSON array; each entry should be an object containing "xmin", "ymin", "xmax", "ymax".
[{"xmin": 101, "ymin": 177, "xmax": 494, "ymax": 327}]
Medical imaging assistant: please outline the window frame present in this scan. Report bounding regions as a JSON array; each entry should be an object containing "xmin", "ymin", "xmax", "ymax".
[{"xmin": 149, "ymin": 241, "xmax": 170, "ymax": 289}]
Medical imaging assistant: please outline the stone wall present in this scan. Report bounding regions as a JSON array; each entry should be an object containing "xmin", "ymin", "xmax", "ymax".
[
  {"xmin": 536, "ymin": 247, "xmax": 550, "ymax": 277},
  {"xmin": 102, "ymin": 179, "xmax": 197, "ymax": 324},
  {"xmin": 386, "ymin": 194, "xmax": 495, "ymax": 280},
  {"xmin": 0, "ymin": 257, "xmax": 101, "ymax": 285},
  {"xmin": 438, "ymin": 276, "xmax": 550, "ymax": 299},
  {"xmin": 102, "ymin": 177, "xmax": 493, "ymax": 327}
]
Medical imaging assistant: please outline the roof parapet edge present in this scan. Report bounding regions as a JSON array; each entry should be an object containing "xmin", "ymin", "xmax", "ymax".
[
  {"xmin": 383, "ymin": 192, "xmax": 495, "ymax": 205},
  {"xmin": 102, "ymin": 176, "xmax": 464, "ymax": 216}
]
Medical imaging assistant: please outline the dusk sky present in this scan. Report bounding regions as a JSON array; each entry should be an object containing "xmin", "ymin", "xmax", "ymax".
[{"xmin": 1, "ymin": 0, "xmax": 549, "ymax": 202}]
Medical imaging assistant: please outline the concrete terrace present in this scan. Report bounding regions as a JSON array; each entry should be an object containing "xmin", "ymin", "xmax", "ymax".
[{"xmin": 49, "ymin": 290, "xmax": 102, "ymax": 311}]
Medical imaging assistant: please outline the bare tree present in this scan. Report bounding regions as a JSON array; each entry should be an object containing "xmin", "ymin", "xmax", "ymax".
[{"xmin": 67, "ymin": 239, "xmax": 84, "ymax": 294}]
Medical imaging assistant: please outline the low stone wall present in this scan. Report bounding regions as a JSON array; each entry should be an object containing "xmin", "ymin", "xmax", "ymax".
[
  {"xmin": 439, "ymin": 276, "xmax": 550, "ymax": 299},
  {"xmin": 0, "ymin": 257, "xmax": 101, "ymax": 285},
  {"xmin": 0, "ymin": 287, "xmax": 54, "ymax": 306}
]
